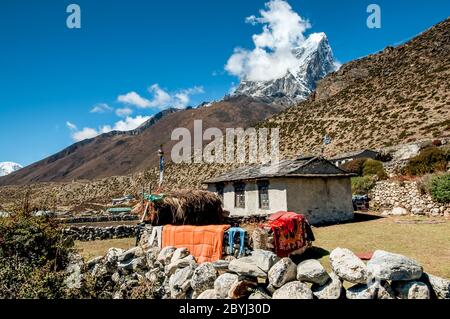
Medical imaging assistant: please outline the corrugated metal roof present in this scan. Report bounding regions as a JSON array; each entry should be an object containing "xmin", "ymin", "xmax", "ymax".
[{"xmin": 204, "ymin": 156, "xmax": 354, "ymax": 184}]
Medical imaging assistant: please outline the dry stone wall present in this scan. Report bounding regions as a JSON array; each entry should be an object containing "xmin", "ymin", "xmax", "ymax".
[
  {"xmin": 65, "ymin": 243, "xmax": 450, "ymax": 299},
  {"xmin": 370, "ymin": 180, "xmax": 449, "ymax": 217},
  {"xmin": 63, "ymin": 225, "xmax": 136, "ymax": 241}
]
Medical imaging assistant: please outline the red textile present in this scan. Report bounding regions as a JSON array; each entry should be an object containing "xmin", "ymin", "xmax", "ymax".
[
  {"xmin": 266, "ymin": 211, "xmax": 308, "ymax": 258},
  {"xmin": 356, "ymin": 252, "xmax": 374, "ymax": 260}
]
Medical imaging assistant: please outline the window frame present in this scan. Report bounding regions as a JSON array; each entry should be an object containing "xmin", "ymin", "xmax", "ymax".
[
  {"xmin": 234, "ymin": 182, "xmax": 246, "ymax": 209},
  {"xmin": 258, "ymin": 180, "xmax": 270, "ymax": 210}
]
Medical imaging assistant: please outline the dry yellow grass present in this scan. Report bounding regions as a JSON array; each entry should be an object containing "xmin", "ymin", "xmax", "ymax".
[
  {"xmin": 76, "ymin": 238, "xmax": 135, "ymax": 261},
  {"xmin": 75, "ymin": 213, "xmax": 450, "ymax": 278},
  {"xmin": 310, "ymin": 213, "xmax": 450, "ymax": 279}
]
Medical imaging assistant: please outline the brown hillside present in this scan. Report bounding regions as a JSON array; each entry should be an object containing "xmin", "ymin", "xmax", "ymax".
[
  {"xmin": 0, "ymin": 96, "xmax": 284, "ymax": 186},
  {"xmin": 265, "ymin": 17, "xmax": 450, "ymax": 158}
]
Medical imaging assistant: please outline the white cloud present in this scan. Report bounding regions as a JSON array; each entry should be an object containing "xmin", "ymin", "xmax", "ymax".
[
  {"xmin": 147, "ymin": 84, "xmax": 204, "ymax": 109},
  {"xmin": 90, "ymin": 103, "xmax": 113, "ymax": 113},
  {"xmin": 117, "ymin": 91, "xmax": 151, "ymax": 108},
  {"xmin": 112, "ymin": 116, "xmax": 150, "ymax": 131},
  {"xmin": 117, "ymin": 85, "xmax": 203, "ymax": 110},
  {"xmin": 72, "ymin": 127, "xmax": 100, "ymax": 142},
  {"xmin": 115, "ymin": 107, "xmax": 133, "ymax": 117},
  {"xmin": 68, "ymin": 116, "xmax": 150, "ymax": 142},
  {"xmin": 225, "ymin": 0, "xmax": 311, "ymax": 82},
  {"xmin": 66, "ymin": 121, "xmax": 77, "ymax": 130},
  {"xmin": 148, "ymin": 84, "xmax": 172, "ymax": 108},
  {"xmin": 174, "ymin": 92, "xmax": 189, "ymax": 108}
]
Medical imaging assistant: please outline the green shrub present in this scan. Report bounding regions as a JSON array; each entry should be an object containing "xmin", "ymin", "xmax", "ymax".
[
  {"xmin": 342, "ymin": 158, "xmax": 367, "ymax": 176},
  {"xmin": 402, "ymin": 147, "xmax": 449, "ymax": 176},
  {"xmin": 430, "ymin": 173, "xmax": 450, "ymax": 204},
  {"xmin": 0, "ymin": 213, "xmax": 73, "ymax": 268},
  {"xmin": 351, "ymin": 176, "xmax": 376, "ymax": 195},
  {"xmin": 363, "ymin": 159, "xmax": 388, "ymax": 180},
  {"xmin": 0, "ymin": 213, "xmax": 75, "ymax": 298},
  {"xmin": 342, "ymin": 158, "xmax": 388, "ymax": 180}
]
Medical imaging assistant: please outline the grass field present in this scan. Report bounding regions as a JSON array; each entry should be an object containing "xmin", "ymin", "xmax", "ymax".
[
  {"xmin": 75, "ymin": 213, "xmax": 450, "ymax": 278},
  {"xmin": 76, "ymin": 238, "xmax": 136, "ymax": 261},
  {"xmin": 307, "ymin": 213, "xmax": 450, "ymax": 279}
]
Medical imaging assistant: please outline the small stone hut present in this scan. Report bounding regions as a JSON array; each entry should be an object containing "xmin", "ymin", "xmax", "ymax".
[{"xmin": 204, "ymin": 157, "xmax": 355, "ymax": 225}]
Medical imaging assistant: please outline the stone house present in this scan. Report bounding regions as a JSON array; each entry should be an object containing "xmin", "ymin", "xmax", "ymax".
[{"xmin": 204, "ymin": 157, "xmax": 355, "ymax": 225}]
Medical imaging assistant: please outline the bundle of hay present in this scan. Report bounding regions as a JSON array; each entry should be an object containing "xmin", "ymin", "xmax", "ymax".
[{"xmin": 143, "ymin": 190, "xmax": 225, "ymax": 226}]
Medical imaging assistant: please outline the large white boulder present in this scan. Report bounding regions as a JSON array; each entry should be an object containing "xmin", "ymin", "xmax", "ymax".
[
  {"xmin": 297, "ymin": 259, "xmax": 330, "ymax": 285},
  {"xmin": 272, "ymin": 281, "xmax": 314, "ymax": 299},
  {"xmin": 251, "ymin": 249, "xmax": 279, "ymax": 273},
  {"xmin": 367, "ymin": 250, "xmax": 423, "ymax": 281},
  {"xmin": 311, "ymin": 272, "xmax": 344, "ymax": 299},
  {"xmin": 392, "ymin": 281, "xmax": 430, "ymax": 299},
  {"xmin": 330, "ymin": 248, "xmax": 368, "ymax": 284},
  {"xmin": 157, "ymin": 246, "xmax": 177, "ymax": 265},
  {"xmin": 191, "ymin": 263, "xmax": 218, "ymax": 294},
  {"xmin": 214, "ymin": 273, "xmax": 239, "ymax": 299},
  {"xmin": 346, "ymin": 284, "xmax": 377, "ymax": 299},
  {"xmin": 268, "ymin": 258, "xmax": 297, "ymax": 288},
  {"xmin": 169, "ymin": 267, "xmax": 194, "ymax": 299},
  {"xmin": 228, "ymin": 257, "xmax": 266, "ymax": 278}
]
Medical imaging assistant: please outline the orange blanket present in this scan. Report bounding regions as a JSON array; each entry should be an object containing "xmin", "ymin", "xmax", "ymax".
[{"xmin": 162, "ymin": 225, "xmax": 230, "ymax": 263}]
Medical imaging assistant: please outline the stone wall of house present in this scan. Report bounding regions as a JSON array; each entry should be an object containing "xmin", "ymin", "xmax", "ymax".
[
  {"xmin": 63, "ymin": 225, "xmax": 136, "ymax": 241},
  {"xmin": 370, "ymin": 180, "xmax": 449, "ymax": 217}
]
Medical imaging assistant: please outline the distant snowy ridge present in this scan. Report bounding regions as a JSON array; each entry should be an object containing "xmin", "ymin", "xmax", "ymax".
[
  {"xmin": 0, "ymin": 162, "xmax": 23, "ymax": 177},
  {"xmin": 234, "ymin": 32, "xmax": 338, "ymax": 105}
]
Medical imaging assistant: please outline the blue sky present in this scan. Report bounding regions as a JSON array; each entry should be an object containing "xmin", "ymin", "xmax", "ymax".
[{"xmin": 1, "ymin": 0, "xmax": 449, "ymax": 166}]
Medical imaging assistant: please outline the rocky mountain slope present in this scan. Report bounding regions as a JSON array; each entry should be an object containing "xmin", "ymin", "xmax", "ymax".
[
  {"xmin": 234, "ymin": 32, "xmax": 337, "ymax": 105},
  {"xmin": 0, "ymin": 96, "xmax": 284, "ymax": 186},
  {"xmin": 263, "ymin": 17, "xmax": 450, "ymax": 158}
]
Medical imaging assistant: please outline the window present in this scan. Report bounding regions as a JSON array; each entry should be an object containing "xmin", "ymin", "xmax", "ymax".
[
  {"xmin": 216, "ymin": 183, "xmax": 224, "ymax": 202},
  {"xmin": 258, "ymin": 181, "xmax": 270, "ymax": 209},
  {"xmin": 234, "ymin": 183, "xmax": 246, "ymax": 208}
]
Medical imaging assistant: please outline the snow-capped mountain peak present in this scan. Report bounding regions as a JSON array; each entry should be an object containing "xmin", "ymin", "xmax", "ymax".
[
  {"xmin": 234, "ymin": 32, "xmax": 337, "ymax": 105},
  {"xmin": 0, "ymin": 162, "xmax": 23, "ymax": 177}
]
